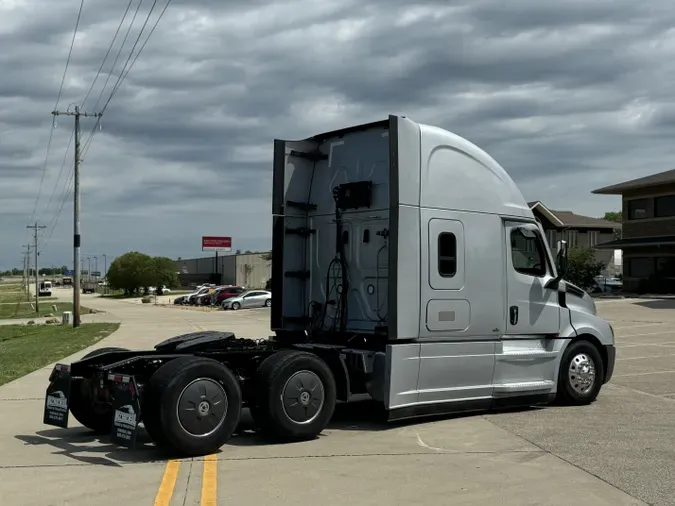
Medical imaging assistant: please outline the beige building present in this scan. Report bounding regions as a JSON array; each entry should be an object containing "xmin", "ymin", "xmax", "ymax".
[
  {"xmin": 175, "ymin": 252, "xmax": 271, "ymax": 289},
  {"xmin": 528, "ymin": 201, "xmax": 620, "ymax": 270}
]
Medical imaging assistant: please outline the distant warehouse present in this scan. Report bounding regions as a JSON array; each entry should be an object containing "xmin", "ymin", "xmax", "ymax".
[{"xmin": 174, "ymin": 251, "xmax": 271, "ymax": 289}]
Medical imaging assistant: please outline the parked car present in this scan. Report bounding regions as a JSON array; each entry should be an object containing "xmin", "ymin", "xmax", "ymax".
[
  {"xmin": 173, "ymin": 295, "xmax": 187, "ymax": 305},
  {"xmin": 195, "ymin": 292, "xmax": 215, "ymax": 305},
  {"xmin": 213, "ymin": 286, "xmax": 246, "ymax": 306},
  {"xmin": 593, "ymin": 276, "xmax": 623, "ymax": 294},
  {"xmin": 185, "ymin": 286, "xmax": 212, "ymax": 305},
  {"xmin": 148, "ymin": 285, "xmax": 171, "ymax": 294},
  {"xmin": 221, "ymin": 290, "xmax": 272, "ymax": 310}
]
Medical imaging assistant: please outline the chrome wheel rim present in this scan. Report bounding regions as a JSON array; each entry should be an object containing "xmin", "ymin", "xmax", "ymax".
[{"xmin": 568, "ymin": 353, "xmax": 596, "ymax": 395}]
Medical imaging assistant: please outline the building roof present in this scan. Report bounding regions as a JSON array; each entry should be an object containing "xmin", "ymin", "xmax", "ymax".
[
  {"xmin": 592, "ymin": 169, "xmax": 675, "ymax": 195},
  {"xmin": 595, "ymin": 235, "xmax": 675, "ymax": 249},
  {"xmin": 528, "ymin": 201, "xmax": 620, "ymax": 229}
]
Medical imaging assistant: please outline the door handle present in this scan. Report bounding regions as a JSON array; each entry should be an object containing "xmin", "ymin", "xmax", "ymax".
[{"xmin": 509, "ymin": 305, "xmax": 519, "ymax": 325}]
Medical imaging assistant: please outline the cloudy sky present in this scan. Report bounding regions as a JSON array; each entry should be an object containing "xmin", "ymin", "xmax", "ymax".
[{"xmin": 2, "ymin": 0, "xmax": 674, "ymax": 271}]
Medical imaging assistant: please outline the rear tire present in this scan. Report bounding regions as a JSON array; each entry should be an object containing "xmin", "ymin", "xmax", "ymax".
[
  {"xmin": 69, "ymin": 347, "xmax": 129, "ymax": 434},
  {"xmin": 253, "ymin": 350, "xmax": 336, "ymax": 442},
  {"xmin": 264, "ymin": 299, "xmax": 271, "ymax": 307},
  {"xmin": 556, "ymin": 340, "xmax": 604, "ymax": 405},
  {"xmin": 143, "ymin": 356, "xmax": 242, "ymax": 456}
]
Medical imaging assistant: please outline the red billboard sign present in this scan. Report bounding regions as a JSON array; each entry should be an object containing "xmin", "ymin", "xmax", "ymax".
[{"xmin": 202, "ymin": 236, "xmax": 232, "ymax": 252}]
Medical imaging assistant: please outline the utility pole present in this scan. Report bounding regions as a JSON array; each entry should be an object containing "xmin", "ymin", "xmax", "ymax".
[
  {"xmin": 24, "ymin": 244, "xmax": 31, "ymax": 301},
  {"xmin": 103, "ymin": 254, "xmax": 107, "ymax": 294},
  {"xmin": 52, "ymin": 106, "xmax": 101, "ymax": 328},
  {"xmin": 26, "ymin": 222, "xmax": 47, "ymax": 312}
]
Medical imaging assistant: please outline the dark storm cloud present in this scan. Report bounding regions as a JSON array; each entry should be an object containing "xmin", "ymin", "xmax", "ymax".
[{"xmin": 2, "ymin": 0, "xmax": 675, "ymax": 269}]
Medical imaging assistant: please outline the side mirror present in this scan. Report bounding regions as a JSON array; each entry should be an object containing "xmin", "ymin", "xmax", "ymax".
[{"xmin": 556, "ymin": 240, "xmax": 569, "ymax": 276}]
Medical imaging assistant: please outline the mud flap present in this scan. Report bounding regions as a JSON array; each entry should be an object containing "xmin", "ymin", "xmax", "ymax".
[
  {"xmin": 43, "ymin": 364, "xmax": 72, "ymax": 428},
  {"xmin": 109, "ymin": 373, "xmax": 142, "ymax": 448}
]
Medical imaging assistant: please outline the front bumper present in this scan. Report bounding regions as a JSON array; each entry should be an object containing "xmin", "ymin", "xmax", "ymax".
[{"xmin": 604, "ymin": 344, "xmax": 616, "ymax": 383}]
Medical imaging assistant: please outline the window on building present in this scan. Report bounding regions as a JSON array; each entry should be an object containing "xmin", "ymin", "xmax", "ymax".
[
  {"xmin": 510, "ymin": 227, "xmax": 547, "ymax": 277},
  {"xmin": 656, "ymin": 257, "xmax": 675, "ymax": 277},
  {"xmin": 654, "ymin": 195, "xmax": 675, "ymax": 218},
  {"xmin": 588, "ymin": 230, "xmax": 599, "ymax": 247},
  {"xmin": 564, "ymin": 229, "xmax": 578, "ymax": 247},
  {"xmin": 627, "ymin": 257, "xmax": 655, "ymax": 278},
  {"xmin": 627, "ymin": 198, "xmax": 650, "ymax": 220},
  {"xmin": 438, "ymin": 233, "xmax": 457, "ymax": 277}
]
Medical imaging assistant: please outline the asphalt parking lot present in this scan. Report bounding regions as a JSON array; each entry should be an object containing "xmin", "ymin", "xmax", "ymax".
[{"xmin": 0, "ymin": 293, "xmax": 672, "ymax": 505}]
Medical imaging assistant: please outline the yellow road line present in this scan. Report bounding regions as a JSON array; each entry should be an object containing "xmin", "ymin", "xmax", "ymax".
[
  {"xmin": 154, "ymin": 460, "xmax": 181, "ymax": 506},
  {"xmin": 201, "ymin": 454, "xmax": 218, "ymax": 506}
]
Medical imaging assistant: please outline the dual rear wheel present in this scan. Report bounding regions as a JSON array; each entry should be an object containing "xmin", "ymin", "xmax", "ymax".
[{"xmin": 144, "ymin": 350, "xmax": 336, "ymax": 456}]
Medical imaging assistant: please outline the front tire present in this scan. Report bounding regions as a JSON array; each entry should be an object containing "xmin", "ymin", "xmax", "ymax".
[
  {"xmin": 69, "ymin": 347, "xmax": 129, "ymax": 434},
  {"xmin": 264, "ymin": 299, "xmax": 271, "ymax": 307},
  {"xmin": 143, "ymin": 356, "xmax": 242, "ymax": 456},
  {"xmin": 253, "ymin": 350, "xmax": 336, "ymax": 442},
  {"xmin": 556, "ymin": 340, "xmax": 604, "ymax": 405},
  {"xmin": 231, "ymin": 302, "xmax": 240, "ymax": 310}
]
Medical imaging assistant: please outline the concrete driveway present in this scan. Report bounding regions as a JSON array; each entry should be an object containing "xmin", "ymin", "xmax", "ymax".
[{"xmin": 0, "ymin": 291, "xmax": 668, "ymax": 505}]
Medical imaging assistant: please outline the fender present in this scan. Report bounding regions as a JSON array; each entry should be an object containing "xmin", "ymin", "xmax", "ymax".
[{"xmin": 560, "ymin": 318, "xmax": 616, "ymax": 384}]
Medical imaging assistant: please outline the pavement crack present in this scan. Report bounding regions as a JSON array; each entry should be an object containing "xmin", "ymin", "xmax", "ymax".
[
  {"xmin": 0, "ymin": 449, "xmax": 545, "ymax": 470},
  {"xmin": 483, "ymin": 416, "xmax": 650, "ymax": 505},
  {"xmin": 181, "ymin": 460, "xmax": 193, "ymax": 506},
  {"xmin": 0, "ymin": 398, "xmax": 43, "ymax": 402}
]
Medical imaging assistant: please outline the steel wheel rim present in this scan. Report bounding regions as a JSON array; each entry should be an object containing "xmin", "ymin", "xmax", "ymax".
[
  {"xmin": 568, "ymin": 353, "xmax": 596, "ymax": 395},
  {"xmin": 281, "ymin": 370, "xmax": 325, "ymax": 425},
  {"xmin": 176, "ymin": 378, "xmax": 228, "ymax": 437}
]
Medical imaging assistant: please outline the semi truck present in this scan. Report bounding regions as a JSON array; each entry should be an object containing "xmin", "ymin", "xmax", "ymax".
[{"xmin": 42, "ymin": 115, "xmax": 616, "ymax": 457}]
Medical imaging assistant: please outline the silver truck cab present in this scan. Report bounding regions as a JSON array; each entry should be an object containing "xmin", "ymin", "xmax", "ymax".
[{"xmin": 272, "ymin": 114, "xmax": 615, "ymax": 419}]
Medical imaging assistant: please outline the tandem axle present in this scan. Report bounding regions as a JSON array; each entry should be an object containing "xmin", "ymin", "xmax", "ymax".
[{"xmin": 43, "ymin": 331, "xmax": 373, "ymax": 456}]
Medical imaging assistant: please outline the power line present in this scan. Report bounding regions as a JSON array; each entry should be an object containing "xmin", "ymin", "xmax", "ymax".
[
  {"xmin": 78, "ymin": 0, "xmax": 147, "ymax": 158},
  {"xmin": 103, "ymin": 0, "xmax": 160, "ymax": 111},
  {"xmin": 37, "ymin": 130, "xmax": 74, "ymax": 224},
  {"xmin": 89, "ymin": 0, "xmax": 145, "ymax": 115},
  {"xmin": 42, "ymin": 0, "xmax": 143, "ymax": 246},
  {"xmin": 81, "ymin": 0, "xmax": 172, "ymax": 159},
  {"xmin": 81, "ymin": 0, "xmax": 136, "ymax": 109},
  {"xmin": 42, "ymin": 0, "xmax": 136, "ymax": 225},
  {"xmin": 29, "ymin": 0, "xmax": 85, "ymax": 227}
]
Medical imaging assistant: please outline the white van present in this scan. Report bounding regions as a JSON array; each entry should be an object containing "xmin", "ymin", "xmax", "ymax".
[{"xmin": 39, "ymin": 281, "xmax": 52, "ymax": 297}]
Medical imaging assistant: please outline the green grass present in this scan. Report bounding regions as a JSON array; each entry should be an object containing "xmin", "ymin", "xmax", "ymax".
[
  {"xmin": 0, "ymin": 293, "xmax": 56, "ymax": 304},
  {"xmin": 0, "ymin": 302, "xmax": 95, "ymax": 320},
  {"xmin": 0, "ymin": 283, "xmax": 23, "ymax": 293},
  {"xmin": 0, "ymin": 323, "xmax": 120, "ymax": 386}
]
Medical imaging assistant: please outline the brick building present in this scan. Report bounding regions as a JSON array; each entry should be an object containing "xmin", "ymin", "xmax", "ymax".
[{"xmin": 593, "ymin": 169, "xmax": 675, "ymax": 293}]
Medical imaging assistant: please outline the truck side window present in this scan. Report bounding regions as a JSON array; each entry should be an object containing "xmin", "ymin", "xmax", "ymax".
[
  {"xmin": 438, "ymin": 232, "xmax": 457, "ymax": 277},
  {"xmin": 510, "ymin": 227, "xmax": 546, "ymax": 277}
]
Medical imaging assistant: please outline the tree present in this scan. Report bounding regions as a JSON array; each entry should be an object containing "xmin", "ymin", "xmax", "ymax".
[
  {"xmin": 603, "ymin": 211, "xmax": 622, "ymax": 240},
  {"xmin": 148, "ymin": 256, "xmax": 179, "ymax": 294},
  {"xmin": 107, "ymin": 252, "xmax": 154, "ymax": 295},
  {"xmin": 106, "ymin": 252, "xmax": 179, "ymax": 295},
  {"xmin": 566, "ymin": 247, "xmax": 604, "ymax": 290}
]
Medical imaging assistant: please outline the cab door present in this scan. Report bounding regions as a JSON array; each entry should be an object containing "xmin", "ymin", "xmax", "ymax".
[{"xmin": 505, "ymin": 222, "xmax": 560, "ymax": 335}]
